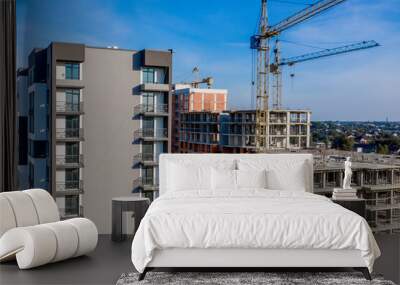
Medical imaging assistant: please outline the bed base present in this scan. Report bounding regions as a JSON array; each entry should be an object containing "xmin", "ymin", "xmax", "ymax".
[
  {"xmin": 138, "ymin": 248, "xmax": 372, "ymax": 281},
  {"xmin": 138, "ymin": 267, "xmax": 371, "ymax": 281}
]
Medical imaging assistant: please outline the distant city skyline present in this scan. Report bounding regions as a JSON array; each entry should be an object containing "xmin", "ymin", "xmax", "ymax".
[{"xmin": 17, "ymin": 0, "xmax": 400, "ymax": 121}]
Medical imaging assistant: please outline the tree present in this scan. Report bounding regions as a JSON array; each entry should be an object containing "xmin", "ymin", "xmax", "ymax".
[
  {"xmin": 377, "ymin": 144, "xmax": 389, "ymax": 155},
  {"xmin": 331, "ymin": 135, "xmax": 354, "ymax": 151}
]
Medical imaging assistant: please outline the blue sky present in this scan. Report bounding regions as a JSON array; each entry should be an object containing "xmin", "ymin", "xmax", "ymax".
[{"xmin": 17, "ymin": 0, "xmax": 400, "ymax": 121}]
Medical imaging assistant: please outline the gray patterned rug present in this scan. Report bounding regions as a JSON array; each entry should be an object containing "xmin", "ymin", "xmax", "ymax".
[{"xmin": 116, "ymin": 272, "xmax": 395, "ymax": 285}]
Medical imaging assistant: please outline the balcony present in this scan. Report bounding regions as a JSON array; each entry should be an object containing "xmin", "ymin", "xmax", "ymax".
[
  {"xmin": 133, "ymin": 153, "xmax": 158, "ymax": 166},
  {"xmin": 56, "ymin": 79, "xmax": 84, "ymax": 89},
  {"xmin": 366, "ymin": 196, "xmax": 400, "ymax": 211},
  {"xmin": 290, "ymin": 119, "xmax": 308, "ymax": 124},
  {"xmin": 59, "ymin": 205, "xmax": 84, "ymax": 219},
  {"xmin": 369, "ymin": 218, "xmax": 400, "ymax": 233},
  {"xmin": 134, "ymin": 128, "xmax": 168, "ymax": 141},
  {"xmin": 56, "ymin": 101, "xmax": 84, "ymax": 115},
  {"xmin": 133, "ymin": 177, "xmax": 158, "ymax": 191},
  {"xmin": 140, "ymin": 83, "xmax": 170, "ymax": 92},
  {"xmin": 56, "ymin": 128, "xmax": 84, "ymax": 141},
  {"xmin": 55, "ymin": 154, "xmax": 84, "ymax": 168},
  {"xmin": 269, "ymin": 119, "xmax": 287, "ymax": 124},
  {"xmin": 133, "ymin": 104, "xmax": 168, "ymax": 116},
  {"xmin": 55, "ymin": 180, "xmax": 84, "ymax": 196}
]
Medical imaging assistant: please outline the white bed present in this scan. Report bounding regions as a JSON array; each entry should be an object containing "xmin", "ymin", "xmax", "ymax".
[{"xmin": 131, "ymin": 154, "xmax": 380, "ymax": 280}]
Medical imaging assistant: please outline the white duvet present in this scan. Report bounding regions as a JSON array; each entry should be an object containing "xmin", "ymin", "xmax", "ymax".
[{"xmin": 131, "ymin": 190, "xmax": 380, "ymax": 273}]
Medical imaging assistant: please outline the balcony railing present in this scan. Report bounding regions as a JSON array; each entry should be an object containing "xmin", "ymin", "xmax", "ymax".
[
  {"xmin": 133, "ymin": 177, "xmax": 158, "ymax": 191},
  {"xmin": 133, "ymin": 104, "xmax": 168, "ymax": 116},
  {"xmin": 56, "ymin": 180, "xmax": 84, "ymax": 195},
  {"xmin": 56, "ymin": 128, "xmax": 84, "ymax": 140},
  {"xmin": 270, "ymin": 119, "xmax": 287, "ymax": 124},
  {"xmin": 368, "ymin": 218, "xmax": 400, "ymax": 232},
  {"xmin": 133, "ymin": 153, "xmax": 158, "ymax": 165},
  {"xmin": 55, "ymin": 154, "xmax": 84, "ymax": 167},
  {"xmin": 59, "ymin": 205, "xmax": 84, "ymax": 219},
  {"xmin": 140, "ymin": 83, "xmax": 170, "ymax": 92},
  {"xmin": 134, "ymin": 128, "xmax": 168, "ymax": 141},
  {"xmin": 365, "ymin": 197, "xmax": 400, "ymax": 211},
  {"xmin": 56, "ymin": 102, "xmax": 84, "ymax": 113}
]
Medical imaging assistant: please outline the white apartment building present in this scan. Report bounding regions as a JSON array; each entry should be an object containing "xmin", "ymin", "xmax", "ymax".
[{"xmin": 18, "ymin": 42, "xmax": 172, "ymax": 233}]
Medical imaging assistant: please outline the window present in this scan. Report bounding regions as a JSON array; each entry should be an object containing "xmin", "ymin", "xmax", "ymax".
[
  {"xmin": 65, "ymin": 89, "xmax": 80, "ymax": 111},
  {"xmin": 29, "ymin": 92, "xmax": 35, "ymax": 133},
  {"xmin": 66, "ymin": 116, "xmax": 80, "ymax": 137},
  {"xmin": 29, "ymin": 162, "xmax": 34, "ymax": 188},
  {"xmin": 142, "ymin": 142, "xmax": 154, "ymax": 161},
  {"xmin": 66, "ymin": 142, "xmax": 79, "ymax": 163},
  {"xmin": 65, "ymin": 169, "xmax": 79, "ymax": 189},
  {"xmin": 65, "ymin": 195, "xmax": 79, "ymax": 216},
  {"xmin": 142, "ymin": 67, "xmax": 155, "ymax": 83},
  {"xmin": 18, "ymin": 117, "xmax": 28, "ymax": 165},
  {"xmin": 28, "ymin": 67, "xmax": 34, "ymax": 85},
  {"xmin": 143, "ymin": 117, "xmax": 154, "ymax": 130},
  {"xmin": 31, "ymin": 140, "xmax": 48, "ymax": 158},
  {"xmin": 142, "ymin": 167, "xmax": 154, "ymax": 185},
  {"xmin": 142, "ymin": 92, "xmax": 155, "ymax": 111},
  {"xmin": 65, "ymin": 63, "xmax": 80, "ymax": 80}
]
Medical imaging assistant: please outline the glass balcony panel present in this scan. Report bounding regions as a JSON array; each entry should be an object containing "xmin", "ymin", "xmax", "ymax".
[
  {"xmin": 56, "ymin": 102, "xmax": 83, "ymax": 113},
  {"xmin": 56, "ymin": 128, "xmax": 84, "ymax": 140}
]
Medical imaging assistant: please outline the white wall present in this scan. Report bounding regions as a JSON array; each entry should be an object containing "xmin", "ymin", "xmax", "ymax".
[
  {"xmin": 56, "ymin": 64, "xmax": 66, "ymax": 80},
  {"xmin": 82, "ymin": 47, "xmax": 141, "ymax": 234}
]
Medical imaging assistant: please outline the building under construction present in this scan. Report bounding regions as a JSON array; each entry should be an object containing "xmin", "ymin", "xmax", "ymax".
[
  {"xmin": 313, "ymin": 151, "xmax": 400, "ymax": 234},
  {"xmin": 220, "ymin": 109, "xmax": 311, "ymax": 152},
  {"xmin": 176, "ymin": 108, "xmax": 400, "ymax": 233},
  {"xmin": 176, "ymin": 108, "xmax": 311, "ymax": 153},
  {"xmin": 172, "ymin": 84, "xmax": 227, "ymax": 152}
]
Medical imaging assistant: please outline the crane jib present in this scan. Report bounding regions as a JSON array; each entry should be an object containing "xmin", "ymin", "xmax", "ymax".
[
  {"xmin": 268, "ymin": 0, "xmax": 347, "ymax": 35},
  {"xmin": 279, "ymin": 41, "xmax": 380, "ymax": 66}
]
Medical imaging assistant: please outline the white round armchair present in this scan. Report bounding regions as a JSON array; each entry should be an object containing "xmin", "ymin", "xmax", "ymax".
[{"xmin": 0, "ymin": 189, "xmax": 98, "ymax": 269}]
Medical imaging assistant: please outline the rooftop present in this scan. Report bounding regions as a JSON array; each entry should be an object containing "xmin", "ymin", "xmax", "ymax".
[{"xmin": 315, "ymin": 161, "xmax": 400, "ymax": 171}]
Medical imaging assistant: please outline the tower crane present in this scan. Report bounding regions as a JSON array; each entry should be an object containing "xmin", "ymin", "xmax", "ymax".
[
  {"xmin": 270, "ymin": 40, "xmax": 380, "ymax": 109},
  {"xmin": 251, "ymin": 0, "xmax": 347, "ymax": 152},
  {"xmin": 181, "ymin": 67, "xmax": 214, "ymax": 88}
]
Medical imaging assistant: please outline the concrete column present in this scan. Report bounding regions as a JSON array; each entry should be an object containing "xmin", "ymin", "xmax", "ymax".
[
  {"xmin": 390, "ymin": 189, "xmax": 394, "ymax": 227},
  {"xmin": 360, "ymin": 171, "xmax": 364, "ymax": 187},
  {"xmin": 306, "ymin": 112, "xmax": 311, "ymax": 148},
  {"xmin": 286, "ymin": 112, "xmax": 290, "ymax": 149},
  {"xmin": 339, "ymin": 172, "xmax": 343, "ymax": 188},
  {"xmin": 266, "ymin": 111, "xmax": 270, "ymax": 150},
  {"xmin": 392, "ymin": 169, "xmax": 395, "ymax": 185},
  {"xmin": 375, "ymin": 192, "xmax": 378, "ymax": 223},
  {"xmin": 322, "ymin": 172, "xmax": 326, "ymax": 189}
]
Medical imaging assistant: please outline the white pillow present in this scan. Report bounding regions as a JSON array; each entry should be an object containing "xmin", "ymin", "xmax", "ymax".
[
  {"xmin": 167, "ymin": 162, "xmax": 211, "ymax": 191},
  {"xmin": 237, "ymin": 169, "xmax": 267, "ymax": 189},
  {"xmin": 266, "ymin": 162, "xmax": 307, "ymax": 191},
  {"xmin": 211, "ymin": 168, "xmax": 237, "ymax": 190},
  {"xmin": 237, "ymin": 158, "xmax": 308, "ymax": 191}
]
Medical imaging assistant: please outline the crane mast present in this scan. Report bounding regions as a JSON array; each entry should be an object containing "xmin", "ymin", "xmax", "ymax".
[
  {"xmin": 271, "ymin": 40, "xmax": 282, "ymax": 110},
  {"xmin": 255, "ymin": 0, "xmax": 269, "ymax": 151}
]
